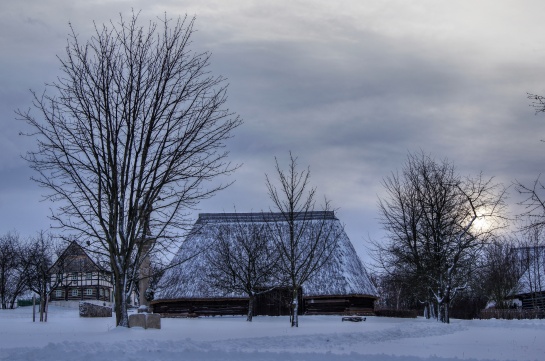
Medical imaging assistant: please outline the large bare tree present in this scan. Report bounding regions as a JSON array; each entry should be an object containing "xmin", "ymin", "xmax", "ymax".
[
  {"xmin": 265, "ymin": 153, "xmax": 341, "ymax": 327},
  {"xmin": 18, "ymin": 12, "xmax": 241, "ymax": 326},
  {"xmin": 517, "ymin": 93, "xmax": 545, "ymax": 228},
  {"xmin": 375, "ymin": 152, "xmax": 506, "ymax": 323}
]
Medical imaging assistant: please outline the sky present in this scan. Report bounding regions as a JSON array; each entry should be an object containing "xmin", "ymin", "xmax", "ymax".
[{"xmin": 2, "ymin": 0, "xmax": 545, "ymax": 263}]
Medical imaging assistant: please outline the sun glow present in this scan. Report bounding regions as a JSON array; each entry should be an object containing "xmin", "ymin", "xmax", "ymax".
[{"xmin": 470, "ymin": 208, "xmax": 499, "ymax": 233}]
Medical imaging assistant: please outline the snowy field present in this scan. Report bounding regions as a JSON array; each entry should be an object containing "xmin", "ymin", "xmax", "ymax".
[{"xmin": 0, "ymin": 306, "xmax": 543, "ymax": 361}]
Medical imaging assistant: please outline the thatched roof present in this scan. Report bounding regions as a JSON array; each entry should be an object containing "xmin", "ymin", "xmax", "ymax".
[{"xmin": 155, "ymin": 212, "xmax": 377, "ymax": 300}]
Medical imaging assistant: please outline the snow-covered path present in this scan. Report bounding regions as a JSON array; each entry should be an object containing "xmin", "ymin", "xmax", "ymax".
[{"xmin": 0, "ymin": 306, "xmax": 543, "ymax": 361}]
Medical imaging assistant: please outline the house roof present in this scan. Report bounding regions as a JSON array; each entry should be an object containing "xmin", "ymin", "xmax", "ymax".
[
  {"xmin": 196, "ymin": 211, "xmax": 337, "ymax": 223},
  {"xmin": 155, "ymin": 212, "xmax": 377, "ymax": 300},
  {"xmin": 49, "ymin": 241, "xmax": 109, "ymax": 274}
]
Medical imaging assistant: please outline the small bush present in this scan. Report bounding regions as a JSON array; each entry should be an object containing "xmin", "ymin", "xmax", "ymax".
[
  {"xmin": 375, "ymin": 308, "xmax": 418, "ymax": 318},
  {"xmin": 17, "ymin": 299, "xmax": 40, "ymax": 307}
]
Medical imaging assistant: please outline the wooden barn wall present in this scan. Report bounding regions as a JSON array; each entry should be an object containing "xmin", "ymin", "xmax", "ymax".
[
  {"xmin": 304, "ymin": 296, "xmax": 376, "ymax": 315},
  {"xmin": 254, "ymin": 287, "xmax": 302, "ymax": 316},
  {"xmin": 153, "ymin": 299, "xmax": 248, "ymax": 317},
  {"xmin": 154, "ymin": 295, "xmax": 375, "ymax": 317},
  {"xmin": 520, "ymin": 292, "xmax": 545, "ymax": 310}
]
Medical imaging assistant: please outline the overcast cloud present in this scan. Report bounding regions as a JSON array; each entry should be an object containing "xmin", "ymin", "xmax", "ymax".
[{"xmin": 2, "ymin": 0, "xmax": 545, "ymax": 262}]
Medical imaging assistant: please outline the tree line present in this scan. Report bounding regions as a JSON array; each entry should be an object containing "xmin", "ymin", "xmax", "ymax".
[
  {"xmin": 372, "ymin": 149, "xmax": 545, "ymax": 323},
  {"xmin": 0, "ymin": 231, "xmax": 61, "ymax": 320}
]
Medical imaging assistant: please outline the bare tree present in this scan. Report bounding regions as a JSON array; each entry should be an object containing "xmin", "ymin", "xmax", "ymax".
[
  {"xmin": 509, "ymin": 93, "xmax": 545, "ymax": 309},
  {"xmin": 516, "ymin": 93, "xmax": 545, "ymax": 229},
  {"xmin": 265, "ymin": 153, "xmax": 341, "ymax": 327},
  {"xmin": 375, "ymin": 152, "xmax": 506, "ymax": 323},
  {"xmin": 514, "ymin": 226, "xmax": 545, "ymax": 308},
  {"xmin": 0, "ymin": 233, "xmax": 28, "ymax": 309},
  {"xmin": 17, "ymin": 12, "xmax": 241, "ymax": 326},
  {"xmin": 479, "ymin": 238, "xmax": 521, "ymax": 309},
  {"xmin": 205, "ymin": 213, "xmax": 278, "ymax": 321},
  {"xmin": 22, "ymin": 232, "xmax": 63, "ymax": 322}
]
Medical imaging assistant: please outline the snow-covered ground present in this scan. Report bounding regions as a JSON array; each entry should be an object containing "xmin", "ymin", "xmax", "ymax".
[{"xmin": 0, "ymin": 306, "xmax": 543, "ymax": 361}]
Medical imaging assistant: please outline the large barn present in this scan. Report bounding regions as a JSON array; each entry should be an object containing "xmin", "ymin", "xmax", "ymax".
[{"xmin": 152, "ymin": 211, "xmax": 378, "ymax": 317}]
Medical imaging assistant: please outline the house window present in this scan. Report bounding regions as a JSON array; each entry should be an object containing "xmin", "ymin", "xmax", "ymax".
[
  {"xmin": 85, "ymin": 272, "xmax": 92, "ymax": 280},
  {"xmin": 55, "ymin": 290, "xmax": 63, "ymax": 298},
  {"xmin": 99, "ymin": 289, "xmax": 104, "ymax": 296},
  {"xmin": 85, "ymin": 288, "xmax": 93, "ymax": 296},
  {"xmin": 71, "ymin": 289, "xmax": 79, "ymax": 297},
  {"xmin": 71, "ymin": 272, "xmax": 78, "ymax": 281}
]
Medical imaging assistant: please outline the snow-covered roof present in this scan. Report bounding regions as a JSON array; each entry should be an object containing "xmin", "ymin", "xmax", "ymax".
[
  {"xmin": 511, "ymin": 258, "xmax": 545, "ymax": 295},
  {"xmin": 155, "ymin": 212, "xmax": 377, "ymax": 300},
  {"xmin": 49, "ymin": 241, "xmax": 109, "ymax": 274}
]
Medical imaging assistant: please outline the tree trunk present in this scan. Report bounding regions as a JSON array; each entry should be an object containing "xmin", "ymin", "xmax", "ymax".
[
  {"xmin": 291, "ymin": 288, "xmax": 299, "ymax": 327},
  {"xmin": 138, "ymin": 253, "xmax": 151, "ymax": 310},
  {"xmin": 429, "ymin": 301, "xmax": 436, "ymax": 320},
  {"xmin": 114, "ymin": 277, "xmax": 129, "ymax": 327},
  {"xmin": 1, "ymin": 270, "xmax": 6, "ymax": 309},
  {"xmin": 39, "ymin": 297, "xmax": 44, "ymax": 322},
  {"xmin": 247, "ymin": 294, "xmax": 254, "ymax": 322},
  {"xmin": 44, "ymin": 295, "xmax": 49, "ymax": 322},
  {"xmin": 423, "ymin": 303, "xmax": 429, "ymax": 319}
]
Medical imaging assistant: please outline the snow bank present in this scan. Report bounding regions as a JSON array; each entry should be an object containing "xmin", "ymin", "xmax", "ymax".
[{"xmin": 0, "ymin": 306, "xmax": 543, "ymax": 361}]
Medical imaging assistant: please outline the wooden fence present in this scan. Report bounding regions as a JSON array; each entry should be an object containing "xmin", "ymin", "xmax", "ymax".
[{"xmin": 479, "ymin": 308, "xmax": 545, "ymax": 320}]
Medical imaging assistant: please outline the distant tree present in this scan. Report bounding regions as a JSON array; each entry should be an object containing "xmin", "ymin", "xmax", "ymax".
[
  {"xmin": 479, "ymin": 238, "xmax": 521, "ymax": 309},
  {"xmin": 370, "ymin": 271, "xmax": 421, "ymax": 311},
  {"xmin": 514, "ymin": 226, "xmax": 545, "ymax": 308},
  {"xmin": 17, "ymin": 12, "xmax": 241, "ymax": 327},
  {"xmin": 516, "ymin": 93, "xmax": 545, "ymax": 229},
  {"xmin": 265, "ymin": 153, "xmax": 341, "ymax": 327},
  {"xmin": 375, "ymin": 152, "xmax": 506, "ymax": 323},
  {"xmin": 22, "ymin": 232, "xmax": 63, "ymax": 322},
  {"xmin": 513, "ymin": 93, "xmax": 545, "ymax": 308},
  {"xmin": 205, "ymin": 213, "xmax": 278, "ymax": 321},
  {"xmin": 0, "ymin": 233, "xmax": 28, "ymax": 309},
  {"xmin": 140, "ymin": 254, "xmax": 167, "ymax": 304}
]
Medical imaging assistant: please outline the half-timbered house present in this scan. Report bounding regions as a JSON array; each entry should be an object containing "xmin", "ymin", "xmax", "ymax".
[
  {"xmin": 49, "ymin": 241, "xmax": 113, "ymax": 304},
  {"xmin": 152, "ymin": 212, "xmax": 378, "ymax": 316}
]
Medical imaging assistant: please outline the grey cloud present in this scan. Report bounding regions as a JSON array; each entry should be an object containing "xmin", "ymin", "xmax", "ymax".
[{"xmin": 2, "ymin": 1, "xmax": 545, "ymax": 258}]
